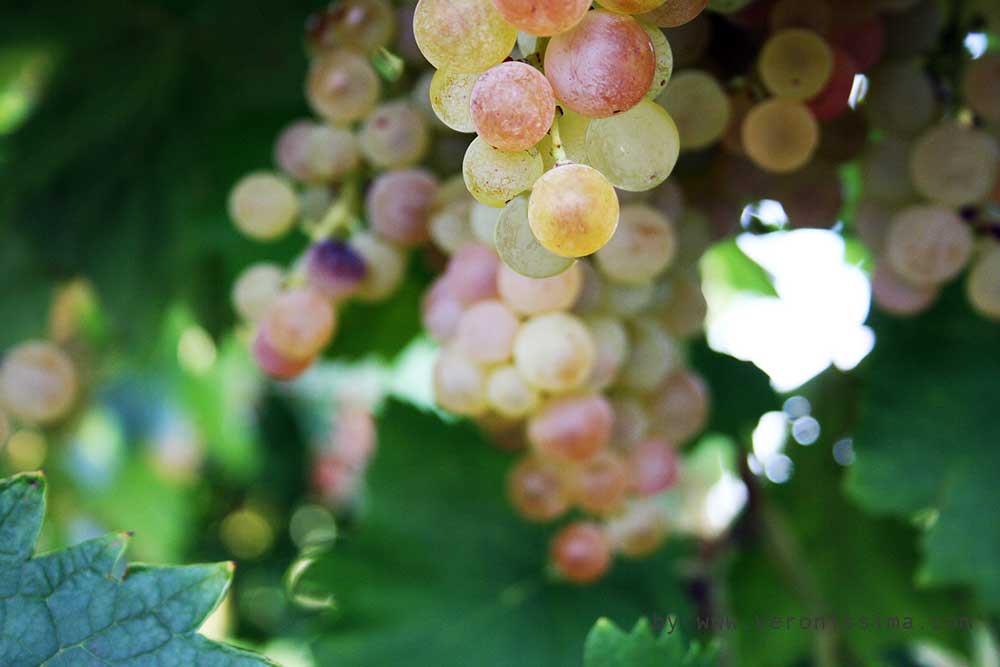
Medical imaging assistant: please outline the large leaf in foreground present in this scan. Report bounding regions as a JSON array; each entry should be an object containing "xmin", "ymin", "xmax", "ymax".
[
  {"xmin": 583, "ymin": 618, "xmax": 719, "ymax": 667},
  {"xmin": 303, "ymin": 400, "xmax": 693, "ymax": 667},
  {"xmin": 0, "ymin": 472, "xmax": 276, "ymax": 667}
]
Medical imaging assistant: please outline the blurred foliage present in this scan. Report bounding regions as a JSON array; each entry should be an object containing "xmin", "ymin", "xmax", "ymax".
[{"xmin": 583, "ymin": 618, "xmax": 719, "ymax": 667}]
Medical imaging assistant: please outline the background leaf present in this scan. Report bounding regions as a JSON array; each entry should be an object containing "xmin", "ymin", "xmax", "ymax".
[{"xmin": 583, "ymin": 618, "xmax": 719, "ymax": 667}]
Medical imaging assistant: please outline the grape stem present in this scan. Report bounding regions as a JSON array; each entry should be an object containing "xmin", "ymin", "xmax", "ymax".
[
  {"xmin": 549, "ymin": 111, "xmax": 570, "ymax": 165},
  {"xmin": 310, "ymin": 176, "xmax": 361, "ymax": 241}
]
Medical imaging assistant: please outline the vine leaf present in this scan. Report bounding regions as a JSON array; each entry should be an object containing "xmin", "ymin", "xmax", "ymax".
[
  {"xmin": 0, "ymin": 471, "xmax": 278, "ymax": 667},
  {"xmin": 583, "ymin": 618, "xmax": 719, "ymax": 667}
]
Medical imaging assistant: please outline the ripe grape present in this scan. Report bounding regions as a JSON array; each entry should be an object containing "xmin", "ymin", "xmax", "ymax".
[
  {"xmin": 306, "ymin": 0, "xmax": 395, "ymax": 55},
  {"xmin": 422, "ymin": 277, "xmax": 466, "ymax": 342},
  {"xmin": 445, "ymin": 243, "xmax": 502, "ymax": 304},
  {"xmin": 253, "ymin": 331, "xmax": 314, "ymax": 380},
  {"xmin": 610, "ymin": 396, "xmax": 650, "ymax": 450},
  {"xmin": 550, "ymin": 522, "xmax": 612, "ymax": 583},
  {"xmin": 962, "ymin": 53, "xmax": 1000, "ymax": 124},
  {"xmin": 571, "ymin": 450, "xmax": 628, "ymax": 514},
  {"xmin": 641, "ymin": 22, "xmax": 674, "ymax": 99},
  {"xmin": 528, "ymin": 163, "xmax": 620, "ymax": 258},
  {"xmin": 585, "ymin": 99, "xmax": 679, "ymax": 191},
  {"xmin": 413, "ymin": 0, "xmax": 517, "ymax": 73},
  {"xmin": 351, "ymin": 232, "xmax": 408, "ymax": 301},
  {"xmin": 233, "ymin": 263, "xmax": 285, "ymax": 322},
  {"xmin": 463, "ymin": 137, "xmax": 544, "ymax": 208},
  {"xmin": 864, "ymin": 60, "xmax": 937, "ymax": 137},
  {"xmin": 528, "ymin": 393, "xmax": 614, "ymax": 460},
  {"xmin": 854, "ymin": 198, "xmax": 896, "ymax": 254},
  {"xmin": 454, "ymin": 299, "xmax": 520, "ymax": 364},
  {"xmin": 910, "ymin": 122, "xmax": 999, "ymax": 208},
  {"xmin": 618, "ymin": 317, "xmax": 677, "ymax": 391},
  {"xmin": 486, "ymin": 365, "xmax": 541, "ymax": 418},
  {"xmin": 637, "ymin": 0, "xmax": 708, "ymax": 28},
  {"xmin": 471, "ymin": 62, "xmax": 556, "ymax": 152},
  {"xmin": 260, "ymin": 288, "xmax": 336, "ymax": 361},
  {"xmin": 0, "ymin": 341, "xmax": 78, "ymax": 425},
  {"xmin": 544, "ymin": 10, "xmax": 656, "ymax": 118},
  {"xmin": 306, "ymin": 239, "xmax": 368, "ymax": 301},
  {"xmin": 429, "ymin": 69, "xmax": 479, "ymax": 133},
  {"xmin": 497, "ymin": 259, "xmax": 583, "ymax": 315},
  {"xmin": 657, "ymin": 70, "xmax": 731, "ymax": 151},
  {"xmin": 433, "ymin": 345, "xmax": 488, "ymax": 416},
  {"xmin": 494, "ymin": 195, "xmax": 576, "ymax": 278},
  {"xmin": 806, "ymin": 47, "xmax": 859, "ymax": 121},
  {"xmin": 605, "ymin": 498, "xmax": 670, "ymax": 557},
  {"xmin": 306, "ymin": 50, "xmax": 380, "ymax": 124},
  {"xmin": 367, "ymin": 169, "xmax": 439, "ymax": 246},
  {"xmin": 359, "ymin": 101, "xmax": 430, "ymax": 169},
  {"xmin": 646, "ymin": 370, "xmax": 709, "ymax": 444},
  {"xmin": 228, "ymin": 172, "xmax": 299, "ymax": 241},
  {"xmin": 742, "ymin": 98, "xmax": 819, "ymax": 173},
  {"xmin": 595, "ymin": 204, "xmax": 676, "ymax": 285},
  {"xmin": 871, "ymin": 262, "xmax": 938, "ymax": 316},
  {"xmin": 585, "ymin": 314, "xmax": 629, "ymax": 390},
  {"xmin": 275, "ymin": 121, "xmax": 359, "ymax": 184},
  {"xmin": 967, "ymin": 245, "xmax": 1000, "ymax": 320},
  {"xmin": 602, "ymin": 281, "xmax": 656, "ymax": 317},
  {"xmin": 514, "ymin": 313, "xmax": 596, "ymax": 392},
  {"xmin": 759, "ymin": 29, "xmax": 834, "ymax": 101},
  {"xmin": 492, "ymin": 0, "xmax": 591, "ymax": 36},
  {"xmin": 507, "ymin": 457, "xmax": 570, "ymax": 522},
  {"xmin": 885, "ymin": 206, "xmax": 974, "ymax": 287},
  {"xmin": 628, "ymin": 438, "xmax": 679, "ymax": 496}
]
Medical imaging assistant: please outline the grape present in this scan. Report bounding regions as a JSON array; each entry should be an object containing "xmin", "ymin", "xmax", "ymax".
[
  {"xmin": 886, "ymin": 206, "xmax": 973, "ymax": 287},
  {"xmin": 253, "ymin": 331, "xmax": 314, "ymax": 381},
  {"xmin": 663, "ymin": 14, "xmax": 711, "ymax": 67},
  {"xmin": 494, "ymin": 195, "xmax": 576, "ymax": 278},
  {"xmin": 515, "ymin": 313, "xmax": 595, "ymax": 393},
  {"xmin": 471, "ymin": 62, "xmax": 556, "ymax": 152},
  {"xmin": 228, "ymin": 172, "xmax": 299, "ymax": 241},
  {"xmin": 550, "ymin": 522, "xmax": 612, "ymax": 584},
  {"xmin": 305, "ymin": 239, "xmax": 368, "ymax": 301},
  {"xmin": 260, "ymin": 288, "xmax": 336, "ymax": 361},
  {"xmin": 602, "ymin": 281, "xmax": 656, "ymax": 317},
  {"xmin": 0, "ymin": 341, "xmax": 77, "ymax": 425},
  {"xmin": 422, "ymin": 277, "xmax": 466, "ymax": 342},
  {"xmin": 628, "ymin": 438, "xmax": 679, "ymax": 496},
  {"xmin": 759, "ymin": 29, "xmax": 834, "ymax": 101},
  {"xmin": 544, "ymin": 10, "xmax": 656, "ymax": 118},
  {"xmin": 871, "ymin": 262, "xmax": 938, "ymax": 316},
  {"xmin": 528, "ymin": 163, "xmax": 620, "ymax": 258},
  {"xmin": 962, "ymin": 54, "xmax": 1000, "ymax": 125},
  {"xmin": 428, "ymin": 69, "xmax": 479, "ymax": 133},
  {"xmin": 306, "ymin": 50, "xmax": 380, "ymax": 124},
  {"xmin": 497, "ymin": 259, "xmax": 583, "ymax": 315},
  {"xmin": 967, "ymin": 245, "xmax": 1000, "ymax": 320},
  {"xmin": 299, "ymin": 186, "xmax": 334, "ymax": 227},
  {"xmin": 595, "ymin": 204, "xmax": 676, "ymax": 285},
  {"xmin": 806, "ymin": 47, "xmax": 858, "ymax": 121},
  {"xmin": 433, "ymin": 345, "xmax": 488, "ymax": 416},
  {"xmin": 585, "ymin": 314, "xmax": 629, "ymax": 391},
  {"xmin": 306, "ymin": 0, "xmax": 395, "ymax": 54},
  {"xmin": 585, "ymin": 99, "xmax": 679, "ymax": 191},
  {"xmin": 657, "ymin": 70, "xmax": 731, "ymax": 151},
  {"xmin": 275, "ymin": 121, "xmax": 359, "ymax": 184},
  {"xmin": 571, "ymin": 450, "xmax": 628, "ymax": 514},
  {"xmin": 646, "ymin": 370, "xmax": 709, "ymax": 444},
  {"xmin": 742, "ymin": 98, "xmax": 819, "ymax": 173},
  {"xmin": 429, "ymin": 178, "xmax": 477, "ymax": 254},
  {"xmin": 492, "ymin": 0, "xmax": 591, "ymax": 36},
  {"xmin": 463, "ymin": 136, "xmax": 544, "ymax": 208},
  {"xmin": 910, "ymin": 122, "xmax": 1000, "ymax": 208},
  {"xmin": 884, "ymin": 0, "xmax": 943, "ymax": 59},
  {"xmin": 367, "ymin": 169, "xmax": 439, "ymax": 246},
  {"xmin": 413, "ymin": 0, "xmax": 517, "ymax": 73},
  {"xmin": 854, "ymin": 198, "xmax": 896, "ymax": 254},
  {"xmin": 528, "ymin": 393, "xmax": 614, "ymax": 460},
  {"xmin": 769, "ymin": 0, "xmax": 832, "ymax": 34},
  {"xmin": 640, "ymin": 22, "xmax": 674, "ymax": 99},
  {"xmin": 233, "ymin": 263, "xmax": 285, "ymax": 322},
  {"xmin": 618, "ymin": 317, "xmax": 677, "ymax": 391},
  {"xmin": 351, "ymin": 232, "xmax": 408, "ymax": 301},
  {"xmin": 558, "ymin": 108, "xmax": 593, "ymax": 164},
  {"xmin": 359, "ymin": 101, "xmax": 429, "ymax": 169},
  {"xmin": 486, "ymin": 365, "xmax": 541, "ymax": 418},
  {"xmin": 610, "ymin": 396, "xmax": 650, "ymax": 450},
  {"xmin": 637, "ymin": 0, "xmax": 708, "ymax": 27},
  {"xmin": 454, "ymin": 299, "xmax": 521, "ymax": 364},
  {"xmin": 860, "ymin": 137, "xmax": 915, "ymax": 205},
  {"xmin": 471, "ymin": 202, "xmax": 502, "ymax": 246},
  {"xmin": 864, "ymin": 60, "xmax": 937, "ymax": 137},
  {"xmin": 660, "ymin": 273, "xmax": 708, "ymax": 338},
  {"xmin": 829, "ymin": 12, "xmax": 884, "ymax": 72},
  {"xmin": 507, "ymin": 457, "xmax": 570, "ymax": 522},
  {"xmin": 605, "ymin": 498, "xmax": 670, "ymax": 557},
  {"xmin": 445, "ymin": 243, "xmax": 501, "ymax": 304}
]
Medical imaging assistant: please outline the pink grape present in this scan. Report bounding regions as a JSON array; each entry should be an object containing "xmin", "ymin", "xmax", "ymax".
[
  {"xmin": 627, "ymin": 438, "xmax": 679, "ymax": 496},
  {"xmin": 253, "ymin": 331, "xmax": 314, "ymax": 380},
  {"xmin": 260, "ymin": 288, "xmax": 336, "ymax": 361},
  {"xmin": 528, "ymin": 394, "xmax": 613, "ymax": 461},
  {"xmin": 491, "ymin": 0, "xmax": 592, "ymax": 36},
  {"xmin": 470, "ymin": 62, "xmax": 556, "ymax": 152},
  {"xmin": 551, "ymin": 522, "xmax": 612, "ymax": 583},
  {"xmin": 444, "ymin": 243, "xmax": 501, "ymax": 305},
  {"xmin": 454, "ymin": 299, "xmax": 521, "ymax": 364},
  {"xmin": 507, "ymin": 457, "xmax": 570, "ymax": 522},
  {"xmin": 366, "ymin": 169, "xmax": 439, "ymax": 247}
]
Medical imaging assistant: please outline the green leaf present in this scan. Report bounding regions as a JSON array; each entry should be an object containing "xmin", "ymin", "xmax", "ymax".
[
  {"xmin": 848, "ymin": 286, "xmax": 1000, "ymax": 611},
  {"xmin": 0, "ymin": 471, "xmax": 278, "ymax": 667},
  {"xmin": 689, "ymin": 341, "xmax": 780, "ymax": 440},
  {"xmin": 301, "ymin": 400, "xmax": 694, "ymax": 667},
  {"xmin": 583, "ymin": 618, "xmax": 719, "ymax": 667},
  {"xmin": 700, "ymin": 238, "xmax": 778, "ymax": 298}
]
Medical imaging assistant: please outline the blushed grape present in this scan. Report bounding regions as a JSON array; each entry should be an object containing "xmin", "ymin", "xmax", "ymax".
[
  {"xmin": 585, "ymin": 99, "xmax": 679, "ymax": 191},
  {"xmin": 967, "ymin": 245, "xmax": 1000, "ymax": 320},
  {"xmin": 492, "ymin": 0, "xmax": 591, "ymax": 36},
  {"xmin": 429, "ymin": 69, "xmax": 479, "ymax": 133},
  {"xmin": 497, "ymin": 260, "xmax": 583, "ymax": 315},
  {"xmin": 528, "ymin": 163, "xmax": 620, "ymax": 258},
  {"xmin": 306, "ymin": 50, "xmax": 380, "ymax": 124},
  {"xmin": 463, "ymin": 136, "xmax": 544, "ymax": 208},
  {"xmin": 585, "ymin": 314, "xmax": 629, "ymax": 391},
  {"xmin": 551, "ymin": 522, "xmax": 612, "ymax": 584},
  {"xmin": 275, "ymin": 121, "xmax": 359, "ymax": 184},
  {"xmin": 507, "ymin": 457, "xmax": 570, "ymax": 522},
  {"xmin": 228, "ymin": 172, "xmax": 299, "ymax": 241},
  {"xmin": 910, "ymin": 122, "xmax": 999, "ymax": 208},
  {"xmin": 351, "ymin": 232, "xmax": 408, "ymax": 301},
  {"xmin": 617, "ymin": 317, "xmax": 677, "ymax": 391},
  {"xmin": 638, "ymin": 0, "xmax": 708, "ymax": 27},
  {"xmin": 494, "ymin": 195, "xmax": 576, "ymax": 278},
  {"xmin": 640, "ymin": 22, "xmax": 674, "ymax": 99},
  {"xmin": 0, "ymin": 341, "xmax": 77, "ymax": 425},
  {"xmin": 595, "ymin": 204, "xmax": 676, "ymax": 285},
  {"xmin": 962, "ymin": 53, "xmax": 1000, "ymax": 124},
  {"xmin": 253, "ymin": 331, "xmax": 314, "ymax": 381},
  {"xmin": 454, "ymin": 299, "xmax": 520, "ymax": 364},
  {"xmin": 571, "ymin": 450, "xmax": 628, "ymax": 514},
  {"xmin": 367, "ymin": 169, "xmax": 439, "ymax": 246},
  {"xmin": 514, "ymin": 313, "xmax": 595, "ymax": 392},
  {"xmin": 305, "ymin": 239, "xmax": 367, "ymax": 301},
  {"xmin": 759, "ymin": 29, "xmax": 834, "ymax": 101},
  {"xmin": 544, "ymin": 10, "xmax": 655, "ymax": 118},
  {"xmin": 359, "ymin": 101, "xmax": 430, "ymax": 169},
  {"xmin": 260, "ymin": 288, "xmax": 336, "ymax": 361},
  {"xmin": 646, "ymin": 370, "xmax": 709, "ymax": 444},
  {"xmin": 628, "ymin": 438, "xmax": 679, "ymax": 496},
  {"xmin": 486, "ymin": 365, "xmax": 541, "ymax": 418},
  {"xmin": 422, "ymin": 277, "xmax": 465, "ymax": 342},
  {"xmin": 433, "ymin": 346, "xmax": 488, "ymax": 416},
  {"xmin": 657, "ymin": 70, "xmax": 731, "ymax": 151},
  {"xmin": 886, "ymin": 206, "xmax": 973, "ymax": 287},
  {"xmin": 742, "ymin": 98, "xmax": 819, "ymax": 173},
  {"xmin": 871, "ymin": 262, "xmax": 939, "ymax": 316},
  {"xmin": 528, "ymin": 393, "xmax": 614, "ymax": 460},
  {"xmin": 445, "ymin": 243, "xmax": 501, "ymax": 304},
  {"xmin": 233, "ymin": 263, "xmax": 285, "ymax": 322},
  {"xmin": 471, "ymin": 62, "xmax": 556, "ymax": 152},
  {"xmin": 413, "ymin": 0, "xmax": 517, "ymax": 72}
]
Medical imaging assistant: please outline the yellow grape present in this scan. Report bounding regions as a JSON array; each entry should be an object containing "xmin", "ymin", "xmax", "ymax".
[
  {"xmin": 605, "ymin": 498, "xmax": 670, "ymax": 557},
  {"xmin": 306, "ymin": 49, "xmax": 380, "ymax": 124},
  {"xmin": 657, "ymin": 70, "xmax": 731, "ymax": 151},
  {"xmin": 232, "ymin": 263, "xmax": 285, "ymax": 322},
  {"xmin": 910, "ymin": 122, "xmax": 1000, "ymax": 208},
  {"xmin": 759, "ymin": 29, "xmax": 834, "ymax": 101},
  {"xmin": 413, "ymin": 0, "xmax": 517, "ymax": 73},
  {"xmin": 528, "ymin": 163, "xmax": 620, "ymax": 258},
  {"xmin": 494, "ymin": 195, "xmax": 576, "ymax": 278},
  {"xmin": 486, "ymin": 365, "xmax": 541, "ymax": 418},
  {"xmin": 463, "ymin": 136, "xmax": 544, "ymax": 208},
  {"xmin": 433, "ymin": 345, "xmax": 488, "ymax": 416},
  {"xmin": 885, "ymin": 205, "xmax": 973, "ymax": 287},
  {"xmin": 641, "ymin": 21, "xmax": 674, "ymax": 99},
  {"xmin": 595, "ymin": 204, "xmax": 676, "ymax": 284},
  {"xmin": 585, "ymin": 99, "xmax": 679, "ymax": 192},
  {"xmin": 742, "ymin": 98, "xmax": 819, "ymax": 173},
  {"xmin": 429, "ymin": 69, "xmax": 479, "ymax": 133},
  {"xmin": 228, "ymin": 172, "xmax": 299, "ymax": 241},
  {"xmin": 514, "ymin": 312, "xmax": 595, "ymax": 392}
]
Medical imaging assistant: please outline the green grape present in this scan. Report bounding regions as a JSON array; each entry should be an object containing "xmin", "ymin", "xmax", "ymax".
[
  {"xmin": 528, "ymin": 163, "xmax": 620, "ymax": 258},
  {"xmin": 640, "ymin": 22, "xmax": 674, "ymax": 99},
  {"xmin": 228, "ymin": 172, "xmax": 299, "ymax": 241},
  {"xmin": 585, "ymin": 99, "xmax": 679, "ymax": 192},
  {"xmin": 967, "ymin": 244, "xmax": 1000, "ymax": 320},
  {"xmin": 657, "ymin": 70, "xmax": 731, "ymax": 151},
  {"xmin": 306, "ymin": 49, "xmax": 380, "ymax": 124},
  {"xmin": 494, "ymin": 195, "xmax": 576, "ymax": 278},
  {"xmin": 514, "ymin": 312, "xmax": 595, "ymax": 392},
  {"xmin": 486, "ymin": 365, "xmax": 541, "ymax": 419},
  {"xmin": 0, "ymin": 341, "xmax": 78, "ymax": 425},
  {"xmin": 433, "ymin": 345, "xmax": 488, "ymax": 416},
  {"xmin": 595, "ymin": 204, "xmax": 676, "ymax": 285},
  {"xmin": 758, "ymin": 29, "xmax": 834, "ymax": 101},
  {"xmin": 885, "ymin": 205, "xmax": 973, "ymax": 287},
  {"xmin": 618, "ymin": 317, "xmax": 677, "ymax": 391},
  {"xmin": 429, "ymin": 69, "xmax": 480, "ymax": 133},
  {"xmin": 910, "ymin": 122, "xmax": 999, "ymax": 208},
  {"xmin": 598, "ymin": 0, "xmax": 668, "ymax": 12},
  {"xmin": 559, "ymin": 108, "xmax": 593, "ymax": 165},
  {"xmin": 463, "ymin": 136, "xmax": 544, "ymax": 207},
  {"xmin": 359, "ymin": 101, "xmax": 430, "ymax": 169},
  {"xmin": 660, "ymin": 272, "xmax": 707, "ymax": 339},
  {"xmin": 232, "ymin": 263, "xmax": 285, "ymax": 322},
  {"xmin": 585, "ymin": 314, "xmax": 629, "ymax": 391},
  {"xmin": 413, "ymin": 0, "xmax": 517, "ymax": 73}
]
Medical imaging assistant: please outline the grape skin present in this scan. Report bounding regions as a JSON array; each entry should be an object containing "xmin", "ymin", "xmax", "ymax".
[
  {"xmin": 885, "ymin": 206, "xmax": 974, "ymax": 287},
  {"xmin": 508, "ymin": 457, "xmax": 570, "ymax": 522},
  {"xmin": 514, "ymin": 312, "xmax": 596, "ymax": 393},
  {"xmin": 571, "ymin": 450, "xmax": 628, "ymax": 514},
  {"xmin": 758, "ymin": 29, "xmax": 834, "ymax": 101},
  {"xmin": 352, "ymin": 232, "xmax": 409, "ymax": 302},
  {"xmin": 233, "ymin": 263, "xmax": 285, "ymax": 322},
  {"xmin": 275, "ymin": 121, "xmax": 359, "ymax": 184},
  {"xmin": 910, "ymin": 122, "xmax": 1000, "ymax": 208},
  {"xmin": 359, "ymin": 101, "xmax": 430, "ymax": 169},
  {"xmin": 367, "ymin": 169, "xmax": 439, "ymax": 247},
  {"xmin": 641, "ymin": 22, "xmax": 674, "ymax": 100},
  {"xmin": 494, "ymin": 195, "xmax": 576, "ymax": 278},
  {"xmin": 585, "ymin": 99, "xmax": 679, "ymax": 192},
  {"xmin": 228, "ymin": 172, "xmax": 299, "ymax": 241},
  {"xmin": 637, "ymin": 0, "xmax": 708, "ymax": 28},
  {"xmin": 595, "ymin": 204, "xmax": 676, "ymax": 285},
  {"xmin": 528, "ymin": 163, "xmax": 620, "ymax": 258},
  {"xmin": 413, "ymin": 0, "xmax": 517, "ymax": 73},
  {"xmin": 741, "ymin": 98, "xmax": 820, "ymax": 174},
  {"xmin": 585, "ymin": 314, "xmax": 629, "ymax": 391},
  {"xmin": 646, "ymin": 370, "xmax": 709, "ymax": 444},
  {"xmin": 628, "ymin": 438, "xmax": 678, "ymax": 496},
  {"xmin": 491, "ymin": 0, "xmax": 592, "ymax": 36},
  {"xmin": 429, "ymin": 69, "xmax": 479, "ymax": 133},
  {"xmin": 260, "ymin": 288, "xmax": 337, "ymax": 361},
  {"xmin": 528, "ymin": 394, "xmax": 614, "ymax": 460},
  {"xmin": 433, "ymin": 345, "xmax": 488, "ymax": 417},
  {"xmin": 497, "ymin": 261, "xmax": 583, "ymax": 316},
  {"xmin": 871, "ymin": 262, "xmax": 939, "ymax": 316},
  {"xmin": 454, "ymin": 299, "xmax": 521, "ymax": 364},
  {"xmin": 471, "ymin": 62, "xmax": 556, "ymax": 152},
  {"xmin": 657, "ymin": 70, "xmax": 731, "ymax": 151},
  {"xmin": 306, "ymin": 50, "xmax": 380, "ymax": 124},
  {"xmin": 486, "ymin": 365, "xmax": 541, "ymax": 418},
  {"xmin": 463, "ymin": 137, "xmax": 544, "ymax": 208},
  {"xmin": 306, "ymin": 240, "xmax": 368, "ymax": 301},
  {"xmin": 254, "ymin": 331, "xmax": 314, "ymax": 380}
]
